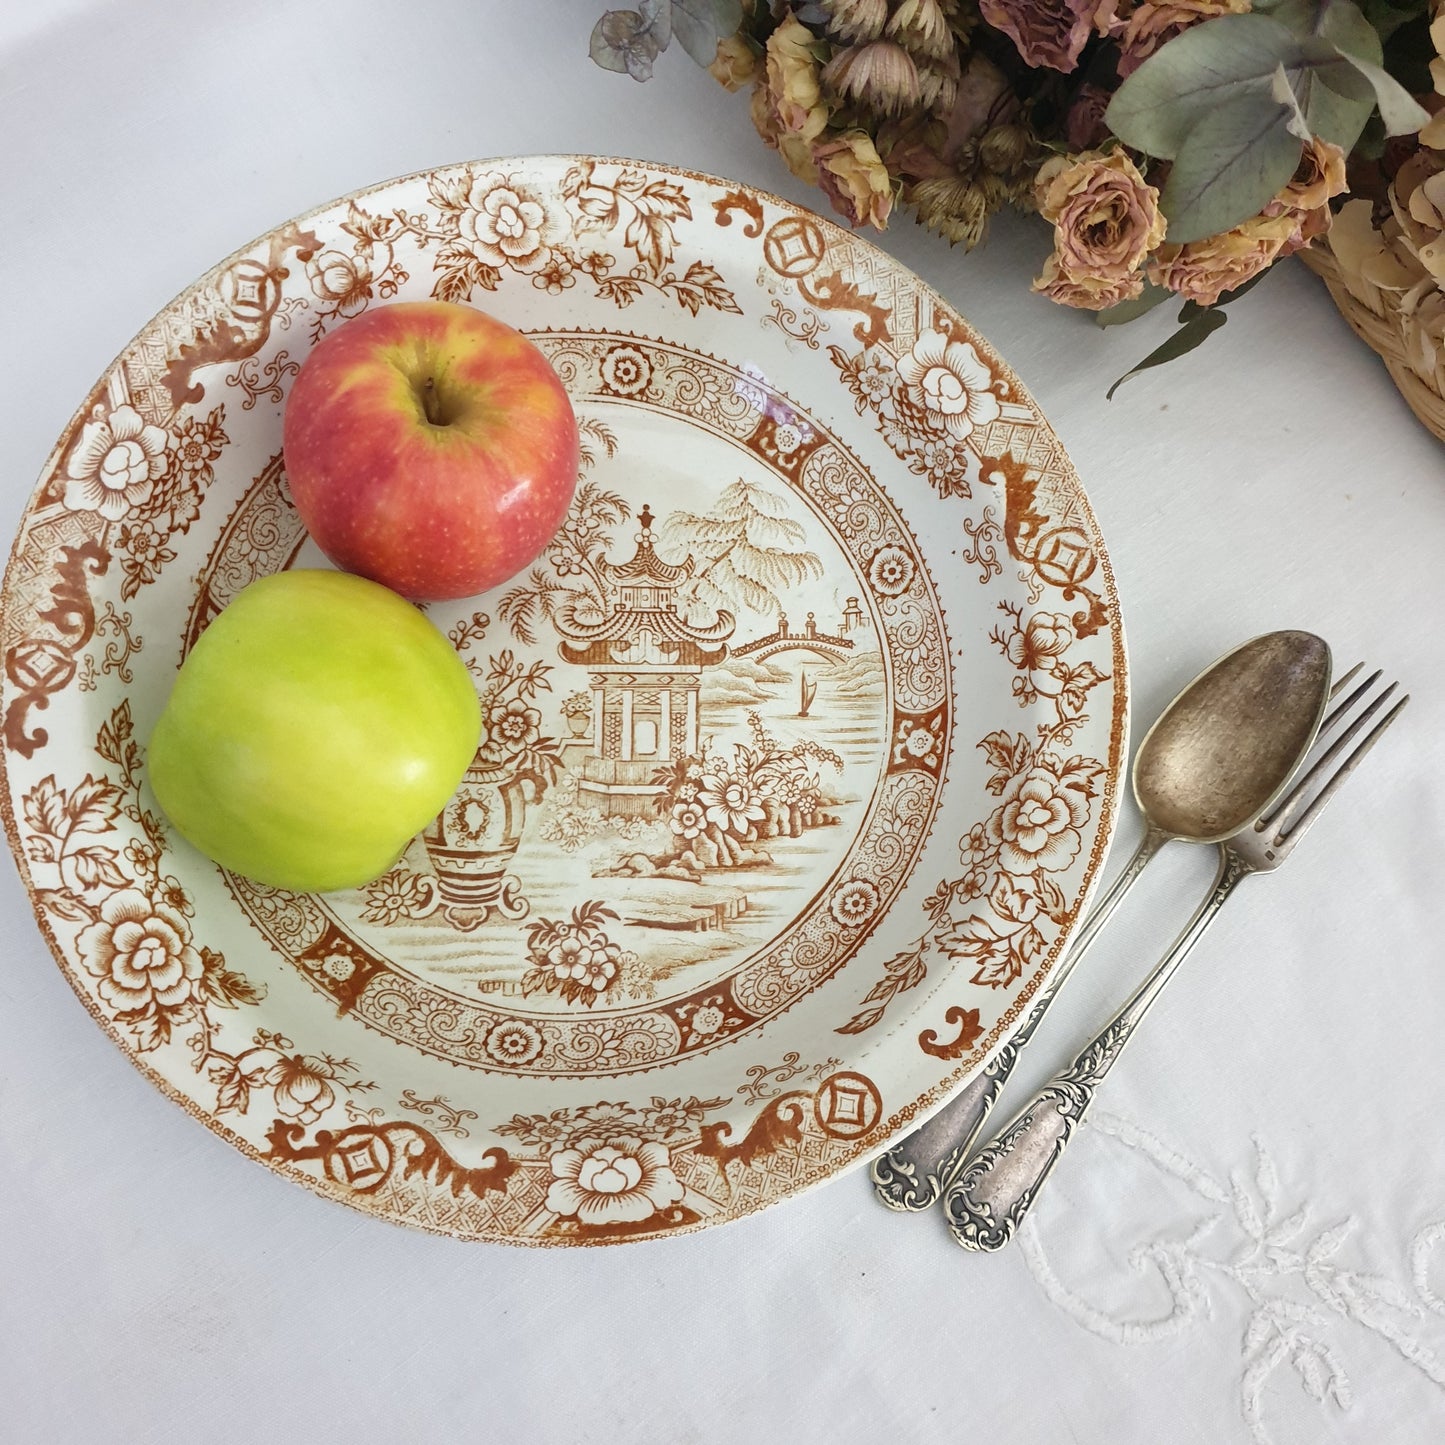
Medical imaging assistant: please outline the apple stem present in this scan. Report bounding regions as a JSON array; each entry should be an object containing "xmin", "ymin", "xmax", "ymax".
[{"xmin": 423, "ymin": 377, "xmax": 445, "ymax": 427}]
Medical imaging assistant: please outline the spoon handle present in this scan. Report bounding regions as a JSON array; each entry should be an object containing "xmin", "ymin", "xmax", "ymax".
[
  {"xmin": 941, "ymin": 845, "xmax": 1252, "ymax": 1251},
  {"xmin": 870, "ymin": 827, "xmax": 1167, "ymax": 1212}
]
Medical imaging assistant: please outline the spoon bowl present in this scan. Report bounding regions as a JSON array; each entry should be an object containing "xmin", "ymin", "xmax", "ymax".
[{"xmin": 1133, "ymin": 631, "xmax": 1332, "ymax": 843}]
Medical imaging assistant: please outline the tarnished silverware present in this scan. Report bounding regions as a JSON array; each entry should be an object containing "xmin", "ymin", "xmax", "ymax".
[
  {"xmin": 943, "ymin": 663, "xmax": 1406, "ymax": 1251},
  {"xmin": 872, "ymin": 632, "xmax": 1333, "ymax": 1212}
]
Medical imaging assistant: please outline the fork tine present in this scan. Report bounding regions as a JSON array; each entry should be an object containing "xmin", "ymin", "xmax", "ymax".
[
  {"xmin": 1276, "ymin": 695, "xmax": 1409, "ymax": 848},
  {"xmin": 1261, "ymin": 678, "xmax": 1398, "ymax": 836},
  {"xmin": 1317, "ymin": 667, "xmax": 1381, "ymax": 743},
  {"xmin": 1328, "ymin": 661, "xmax": 1364, "ymax": 702}
]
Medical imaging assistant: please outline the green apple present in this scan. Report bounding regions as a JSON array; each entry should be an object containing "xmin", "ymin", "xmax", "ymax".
[{"xmin": 149, "ymin": 569, "xmax": 480, "ymax": 892}]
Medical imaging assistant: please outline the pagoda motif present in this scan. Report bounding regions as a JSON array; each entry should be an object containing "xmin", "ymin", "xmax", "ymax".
[{"xmin": 553, "ymin": 505, "xmax": 735, "ymax": 816}]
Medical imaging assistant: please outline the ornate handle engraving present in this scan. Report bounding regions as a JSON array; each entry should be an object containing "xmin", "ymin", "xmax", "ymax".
[
  {"xmin": 871, "ymin": 829, "xmax": 1166, "ymax": 1211},
  {"xmin": 870, "ymin": 1045, "xmax": 1018, "ymax": 1210},
  {"xmin": 943, "ymin": 846, "xmax": 1252, "ymax": 1250}
]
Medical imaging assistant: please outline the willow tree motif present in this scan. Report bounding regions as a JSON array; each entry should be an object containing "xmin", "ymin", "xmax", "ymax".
[
  {"xmin": 660, "ymin": 480, "xmax": 822, "ymax": 623},
  {"xmin": 497, "ymin": 419, "xmax": 627, "ymax": 646}
]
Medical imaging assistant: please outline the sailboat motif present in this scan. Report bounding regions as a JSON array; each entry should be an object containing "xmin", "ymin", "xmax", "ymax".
[{"xmin": 799, "ymin": 670, "xmax": 817, "ymax": 718}]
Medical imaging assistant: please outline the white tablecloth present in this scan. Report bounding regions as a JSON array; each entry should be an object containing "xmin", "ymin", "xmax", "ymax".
[{"xmin": 3, "ymin": 4, "xmax": 1444, "ymax": 1442}]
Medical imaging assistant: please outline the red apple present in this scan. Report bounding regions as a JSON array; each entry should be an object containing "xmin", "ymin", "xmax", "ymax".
[{"xmin": 283, "ymin": 300, "xmax": 579, "ymax": 601}]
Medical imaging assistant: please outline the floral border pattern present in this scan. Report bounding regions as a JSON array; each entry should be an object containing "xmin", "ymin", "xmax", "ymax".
[{"xmin": 21, "ymin": 700, "xmax": 374, "ymax": 1127}]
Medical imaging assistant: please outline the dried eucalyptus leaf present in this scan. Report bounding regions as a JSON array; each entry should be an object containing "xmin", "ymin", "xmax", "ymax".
[
  {"xmin": 1105, "ymin": 15, "xmax": 1304, "ymax": 160},
  {"xmin": 591, "ymin": 13, "xmax": 634, "ymax": 73},
  {"xmin": 1271, "ymin": 63, "xmax": 1312, "ymax": 140},
  {"xmin": 1352, "ymin": 111, "xmax": 1388, "ymax": 159},
  {"xmin": 1317, "ymin": 0, "xmax": 1385, "ymax": 63},
  {"xmin": 1263, "ymin": 0, "xmax": 1389, "ymax": 54},
  {"xmin": 1095, "ymin": 281, "xmax": 1172, "ymax": 327},
  {"xmin": 1307, "ymin": 0, "xmax": 1426, "ymax": 136},
  {"xmin": 1208, "ymin": 1, "xmax": 1372, "ymax": 149},
  {"xmin": 1259, "ymin": 0, "xmax": 1320, "ymax": 32},
  {"xmin": 1299, "ymin": 57, "xmax": 1376, "ymax": 147},
  {"xmin": 1108, "ymin": 308, "xmax": 1230, "ymax": 399},
  {"xmin": 1177, "ymin": 265, "xmax": 1274, "ymax": 322},
  {"xmin": 642, "ymin": 0, "xmax": 674, "ymax": 47},
  {"xmin": 672, "ymin": 0, "xmax": 743, "ymax": 66},
  {"xmin": 1160, "ymin": 91, "xmax": 1303, "ymax": 242},
  {"xmin": 1359, "ymin": 0, "xmax": 1431, "ymax": 45},
  {"xmin": 1337, "ymin": 51, "xmax": 1432, "ymax": 133},
  {"xmin": 590, "ymin": 5, "xmax": 669, "ymax": 80}
]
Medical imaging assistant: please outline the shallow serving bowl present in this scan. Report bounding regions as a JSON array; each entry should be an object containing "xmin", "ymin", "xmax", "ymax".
[{"xmin": 0, "ymin": 156, "xmax": 1126, "ymax": 1244}]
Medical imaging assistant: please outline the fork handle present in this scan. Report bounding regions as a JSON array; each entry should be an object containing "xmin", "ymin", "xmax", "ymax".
[
  {"xmin": 942, "ymin": 846, "xmax": 1252, "ymax": 1251},
  {"xmin": 870, "ymin": 828, "xmax": 1167, "ymax": 1212}
]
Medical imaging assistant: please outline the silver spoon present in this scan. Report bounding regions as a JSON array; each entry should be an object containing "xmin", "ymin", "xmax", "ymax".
[
  {"xmin": 871, "ymin": 630, "xmax": 1333, "ymax": 1213},
  {"xmin": 945, "ymin": 658, "xmax": 1405, "ymax": 1250}
]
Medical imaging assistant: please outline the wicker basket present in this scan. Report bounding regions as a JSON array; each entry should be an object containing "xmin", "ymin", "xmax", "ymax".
[{"xmin": 1299, "ymin": 244, "xmax": 1445, "ymax": 445}]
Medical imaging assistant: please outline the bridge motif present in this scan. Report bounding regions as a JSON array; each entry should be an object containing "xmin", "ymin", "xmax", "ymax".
[{"xmin": 732, "ymin": 611, "xmax": 855, "ymax": 664}]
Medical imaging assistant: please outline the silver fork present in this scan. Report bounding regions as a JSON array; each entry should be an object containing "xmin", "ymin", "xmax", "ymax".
[
  {"xmin": 874, "ymin": 648, "xmax": 1344, "ymax": 1216},
  {"xmin": 942, "ymin": 665, "xmax": 1407, "ymax": 1252}
]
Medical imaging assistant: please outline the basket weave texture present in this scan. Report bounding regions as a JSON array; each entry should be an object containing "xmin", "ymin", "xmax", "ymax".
[{"xmin": 1300, "ymin": 245, "xmax": 1445, "ymax": 445}]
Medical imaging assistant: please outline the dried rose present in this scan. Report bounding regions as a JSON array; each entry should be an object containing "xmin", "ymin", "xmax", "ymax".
[
  {"xmin": 814, "ymin": 130, "xmax": 895, "ymax": 228},
  {"xmin": 1282, "ymin": 137, "xmax": 1349, "ymax": 213},
  {"xmin": 1033, "ymin": 251, "xmax": 1147, "ymax": 308},
  {"xmin": 765, "ymin": 15, "xmax": 828, "ymax": 138},
  {"xmin": 1264, "ymin": 137, "xmax": 1349, "ymax": 252},
  {"xmin": 1148, "ymin": 212, "xmax": 1299, "ymax": 306},
  {"xmin": 750, "ymin": 80, "xmax": 781, "ymax": 147},
  {"xmin": 978, "ymin": 0, "xmax": 1096, "ymax": 73},
  {"xmin": 751, "ymin": 85, "xmax": 822, "ymax": 184},
  {"xmin": 1064, "ymin": 84, "xmax": 1112, "ymax": 151},
  {"xmin": 751, "ymin": 85, "xmax": 820, "ymax": 183},
  {"xmin": 710, "ymin": 34, "xmax": 759, "ymax": 92},
  {"xmin": 1113, "ymin": 0, "xmax": 1249, "ymax": 77},
  {"xmin": 751, "ymin": 15, "xmax": 830, "ymax": 184},
  {"xmin": 1035, "ymin": 149, "xmax": 1165, "ymax": 282}
]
